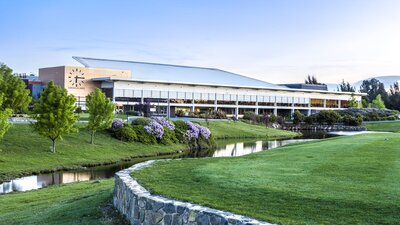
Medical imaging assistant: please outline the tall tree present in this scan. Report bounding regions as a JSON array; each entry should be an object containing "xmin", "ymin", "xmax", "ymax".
[
  {"xmin": 0, "ymin": 63, "xmax": 32, "ymax": 113},
  {"xmin": 359, "ymin": 78, "xmax": 388, "ymax": 106},
  {"xmin": 337, "ymin": 79, "xmax": 355, "ymax": 92},
  {"xmin": 389, "ymin": 82, "xmax": 399, "ymax": 95},
  {"xmin": 305, "ymin": 75, "xmax": 323, "ymax": 85},
  {"xmin": 86, "ymin": 88, "xmax": 115, "ymax": 144},
  {"xmin": 0, "ymin": 94, "xmax": 12, "ymax": 141},
  {"xmin": 371, "ymin": 94, "xmax": 386, "ymax": 110},
  {"xmin": 388, "ymin": 82, "xmax": 400, "ymax": 110},
  {"xmin": 31, "ymin": 81, "xmax": 78, "ymax": 153}
]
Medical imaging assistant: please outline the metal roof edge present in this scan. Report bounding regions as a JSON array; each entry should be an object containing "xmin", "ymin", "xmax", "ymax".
[{"xmin": 92, "ymin": 77, "xmax": 366, "ymax": 96}]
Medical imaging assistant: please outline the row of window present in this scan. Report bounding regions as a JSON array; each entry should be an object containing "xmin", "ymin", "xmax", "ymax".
[{"xmin": 113, "ymin": 89, "xmax": 314, "ymax": 104}]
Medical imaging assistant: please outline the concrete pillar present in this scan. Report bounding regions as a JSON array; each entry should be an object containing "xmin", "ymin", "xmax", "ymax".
[
  {"xmin": 307, "ymin": 109, "xmax": 311, "ymax": 116},
  {"xmin": 273, "ymin": 108, "xmax": 278, "ymax": 116},
  {"xmin": 235, "ymin": 107, "xmax": 239, "ymax": 119},
  {"xmin": 323, "ymin": 99, "xmax": 327, "ymax": 108},
  {"xmin": 167, "ymin": 92, "xmax": 170, "ymax": 119},
  {"xmin": 338, "ymin": 100, "xmax": 341, "ymax": 109}
]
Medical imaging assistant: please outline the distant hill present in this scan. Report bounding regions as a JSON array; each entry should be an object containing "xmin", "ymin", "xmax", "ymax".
[{"xmin": 353, "ymin": 76, "xmax": 400, "ymax": 91}]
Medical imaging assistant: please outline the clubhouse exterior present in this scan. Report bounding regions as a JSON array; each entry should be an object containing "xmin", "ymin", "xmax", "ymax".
[{"xmin": 38, "ymin": 56, "xmax": 363, "ymax": 118}]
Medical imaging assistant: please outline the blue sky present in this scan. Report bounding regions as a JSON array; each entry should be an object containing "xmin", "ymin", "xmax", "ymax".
[{"xmin": 1, "ymin": 0, "xmax": 400, "ymax": 83}]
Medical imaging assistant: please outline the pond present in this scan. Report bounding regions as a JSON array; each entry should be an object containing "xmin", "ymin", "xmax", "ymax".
[{"xmin": 0, "ymin": 131, "xmax": 339, "ymax": 194}]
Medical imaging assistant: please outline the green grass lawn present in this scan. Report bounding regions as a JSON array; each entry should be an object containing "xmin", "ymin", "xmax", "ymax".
[
  {"xmin": 134, "ymin": 133, "xmax": 400, "ymax": 224},
  {"xmin": 365, "ymin": 121, "xmax": 400, "ymax": 132},
  {"xmin": 0, "ymin": 179, "xmax": 128, "ymax": 225},
  {"xmin": 198, "ymin": 121, "xmax": 299, "ymax": 139},
  {"xmin": 0, "ymin": 122, "xmax": 296, "ymax": 182},
  {"xmin": 0, "ymin": 124, "xmax": 185, "ymax": 182}
]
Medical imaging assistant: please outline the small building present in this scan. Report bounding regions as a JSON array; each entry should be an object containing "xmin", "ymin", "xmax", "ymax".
[
  {"xmin": 15, "ymin": 73, "xmax": 45, "ymax": 100},
  {"xmin": 38, "ymin": 56, "xmax": 364, "ymax": 118}
]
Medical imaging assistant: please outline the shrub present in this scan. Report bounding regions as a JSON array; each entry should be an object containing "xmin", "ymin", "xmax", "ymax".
[
  {"xmin": 270, "ymin": 114, "xmax": 277, "ymax": 123},
  {"xmin": 304, "ymin": 114, "xmax": 317, "ymax": 125},
  {"xmin": 188, "ymin": 135, "xmax": 216, "ymax": 150},
  {"xmin": 111, "ymin": 119, "xmax": 124, "ymax": 130},
  {"xmin": 342, "ymin": 114, "xmax": 363, "ymax": 126},
  {"xmin": 175, "ymin": 110, "xmax": 187, "ymax": 117},
  {"xmin": 184, "ymin": 122, "xmax": 211, "ymax": 140},
  {"xmin": 131, "ymin": 125, "xmax": 157, "ymax": 144},
  {"xmin": 114, "ymin": 125, "xmax": 137, "ymax": 142},
  {"xmin": 292, "ymin": 110, "xmax": 305, "ymax": 125},
  {"xmin": 144, "ymin": 120, "xmax": 164, "ymax": 139},
  {"xmin": 316, "ymin": 110, "xmax": 340, "ymax": 125},
  {"xmin": 243, "ymin": 111, "xmax": 256, "ymax": 121},
  {"xmin": 277, "ymin": 116, "xmax": 285, "ymax": 126},
  {"xmin": 173, "ymin": 120, "xmax": 188, "ymax": 143},
  {"xmin": 159, "ymin": 128, "xmax": 179, "ymax": 145},
  {"xmin": 152, "ymin": 117, "xmax": 175, "ymax": 130},
  {"xmin": 132, "ymin": 117, "xmax": 152, "ymax": 126}
]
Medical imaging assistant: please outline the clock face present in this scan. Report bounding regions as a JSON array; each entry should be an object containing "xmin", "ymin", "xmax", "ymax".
[{"xmin": 68, "ymin": 68, "xmax": 85, "ymax": 88}]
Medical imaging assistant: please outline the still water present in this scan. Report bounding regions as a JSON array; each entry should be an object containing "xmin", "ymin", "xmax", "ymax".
[{"xmin": 0, "ymin": 131, "xmax": 337, "ymax": 194}]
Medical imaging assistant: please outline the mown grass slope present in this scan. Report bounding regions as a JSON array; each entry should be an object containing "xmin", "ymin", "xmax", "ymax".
[{"xmin": 134, "ymin": 133, "xmax": 400, "ymax": 224}]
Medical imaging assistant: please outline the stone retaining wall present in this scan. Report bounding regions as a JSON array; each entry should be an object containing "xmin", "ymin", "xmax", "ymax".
[{"xmin": 113, "ymin": 160, "xmax": 273, "ymax": 225}]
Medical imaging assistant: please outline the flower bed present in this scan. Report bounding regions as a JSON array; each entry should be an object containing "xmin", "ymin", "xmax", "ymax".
[{"xmin": 110, "ymin": 117, "xmax": 215, "ymax": 150}]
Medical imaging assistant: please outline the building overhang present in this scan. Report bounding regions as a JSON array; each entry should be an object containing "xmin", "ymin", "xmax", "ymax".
[{"xmin": 92, "ymin": 77, "xmax": 366, "ymax": 96}]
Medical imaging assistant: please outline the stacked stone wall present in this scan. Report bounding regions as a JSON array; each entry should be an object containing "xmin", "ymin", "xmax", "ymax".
[{"xmin": 113, "ymin": 160, "xmax": 272, "ymax": 225}]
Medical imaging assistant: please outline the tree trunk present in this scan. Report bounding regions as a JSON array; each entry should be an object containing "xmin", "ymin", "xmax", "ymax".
[
  {"xmin": 91, "ymin": 131, "xmax": 95, "ymax": 144},
  {"xmin": 52, "ymin": 139, "xmax": 56, "ymax": 153}
]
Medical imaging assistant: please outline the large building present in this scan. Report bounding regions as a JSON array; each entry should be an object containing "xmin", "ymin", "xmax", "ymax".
[{"xmin": 39, "ymin": 56, "xmax": 364, "ymax": 118}]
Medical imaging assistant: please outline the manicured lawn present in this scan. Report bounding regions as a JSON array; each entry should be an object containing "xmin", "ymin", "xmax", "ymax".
[
  {"xmin": 0, "ymin": 179, "xmax": 128, "ymax": 225},
  {"xmin": 197, "ymin": 121, "xmax": 299, "ymax": 139},
  {"xmin": 365, "ymin": 121, "xmax": 400, "ymax": 132},
  {"xmin": 0, "ymin": 124, "xmax": 185, "ymax": 182},
  {"xmin": 0, "ymin": 122, "xmax": 296, "ymax": 182},
  {"xmin": 134, "ymin": 133, "xmax": 400, "ymax": 224}
]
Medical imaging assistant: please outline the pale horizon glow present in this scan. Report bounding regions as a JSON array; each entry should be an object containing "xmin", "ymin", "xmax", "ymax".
[{"xmin": 1, "ymin": 0, "xmax": 400, "ymax": 84}]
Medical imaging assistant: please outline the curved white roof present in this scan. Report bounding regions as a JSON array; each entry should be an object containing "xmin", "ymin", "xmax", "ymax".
[{"xmin": 73, "ymin": 56, "xmax": 286, "ymax": 89}]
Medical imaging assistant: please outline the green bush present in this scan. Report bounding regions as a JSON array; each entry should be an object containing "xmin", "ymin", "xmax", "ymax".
[
  {"xmin": 131, "ymin": 117, "xmax": 152, "ymax": 126},
  {"xmin": 342, "ymin": 114, "xmax": 363, "ymax": 126},
  {"xmin": 269, "ymin": 114, "xmax": 277, "ymax": 123},
  {"xmin": 159, "ymin": 128, "xmax": 179, "ymax": 145},
  {"xmin": 316, "ymin": 110, "xmax": 341, "ymax": 125},
  {"xmin": 188, "ymin": 135, "xmax": 216, "ymax": 150},
  {"xmin": 304, "ymin": 114, "xmax": 317, "ymax": 125},
  {"xmin": 172, "ymin": 120, "xmax": 188, "ymax": 143},
  {"xmin": 114, "ymin": 125, "xmax": 137, "ymax": 142},
  {"xmin": 292, "ymin": 110, "xmax": 305, "ymax": 125},
  {"xmin": 243, "ymin": 111, "xmax": 256, "ymax": 121},
  {"xmin": 131, "ymin": 125, "xmax": 157, "ymax": 144}
]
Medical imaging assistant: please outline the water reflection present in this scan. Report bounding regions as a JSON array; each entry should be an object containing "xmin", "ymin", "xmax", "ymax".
[{"xmin": 212, "ymin": 139, "xmax": 314, "ymax": 157}]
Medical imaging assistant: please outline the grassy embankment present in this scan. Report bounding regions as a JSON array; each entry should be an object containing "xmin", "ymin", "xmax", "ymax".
[
  {"xmin": 365, "ymin": 121, "xmax": 400, "ymax": 132},
  {"xmin": 0, "ymin": 121, "xmax": 296, "ymax": 182},
  {"xmin": 134, "ymin": 133, "xmax": 400, "ymax": 224},
  {"xmin": 0, "ymin": 121, "xmax": 296, "ymax": 225}
]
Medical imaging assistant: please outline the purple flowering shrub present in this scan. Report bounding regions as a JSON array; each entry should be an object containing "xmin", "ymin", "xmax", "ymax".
[
  {"xmin": 144, "ymin": 120, "xmax": 164, "ymax": 139},
  {"xmin": 111, "ymin": 119, "xmax": 124, "ymax": 130},
  {"xmin": 184, "ymin": 121, "xmax": 211, "ymax": 140},
  {"xmin": 152, "ymin": 117, "xmax": 175, "ymax": 130}
]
